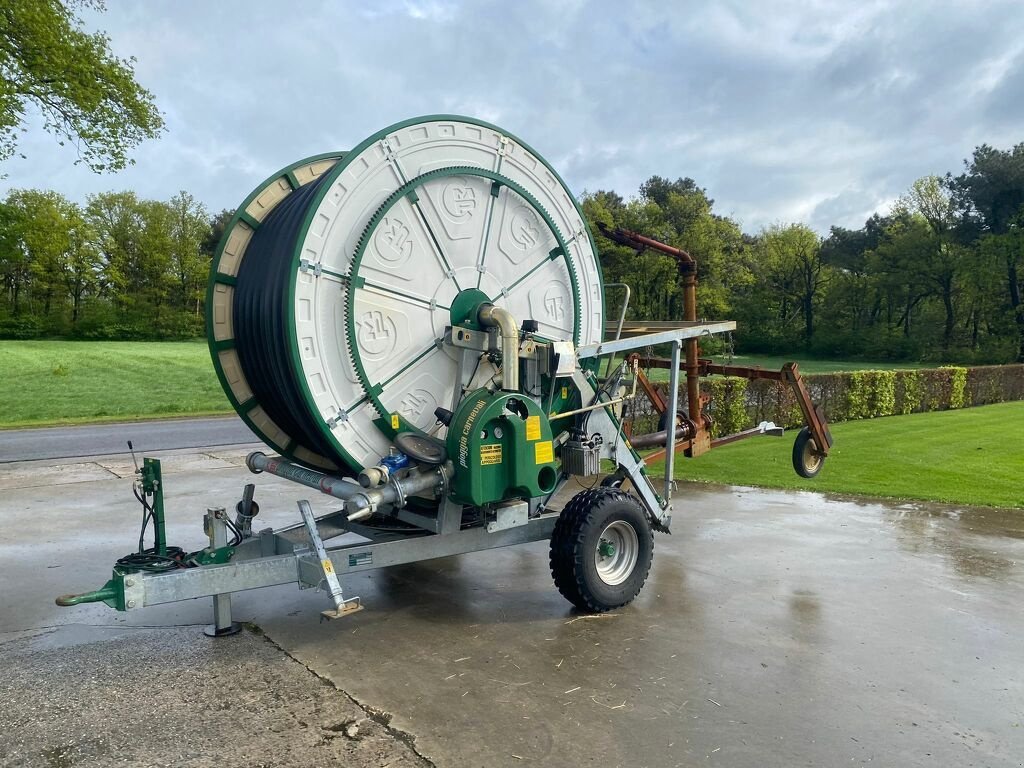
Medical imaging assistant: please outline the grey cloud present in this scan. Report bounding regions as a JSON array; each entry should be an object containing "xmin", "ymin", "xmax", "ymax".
[{"xmin": 1, "ymin": 0, "xmax": 1022, "ymax": 234}]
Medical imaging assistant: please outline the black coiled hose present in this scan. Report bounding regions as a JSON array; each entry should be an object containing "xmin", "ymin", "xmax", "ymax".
[{"xmin": 232, "ymin": 172, "xmax": 338, "ymax": 463}]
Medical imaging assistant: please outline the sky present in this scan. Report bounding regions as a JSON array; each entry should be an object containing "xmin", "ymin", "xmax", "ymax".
[{"xmin": 4, "ymin": 0, "xmax": 1023, "ymax": 234}]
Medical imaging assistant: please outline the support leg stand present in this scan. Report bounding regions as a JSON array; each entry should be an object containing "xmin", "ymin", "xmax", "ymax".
[
  {"xmin": 298, "ymin": 500, "xmax": 363, "ymax": 621},
  {"xmin": 203, "ymin": 506, "xmax": 242, "ymax": 637}
]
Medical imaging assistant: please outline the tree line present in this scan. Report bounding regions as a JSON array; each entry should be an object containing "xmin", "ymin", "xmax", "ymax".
[
  {"xmin": 0, "ymin": 189, "xmax": 229, "ymax": 339},
  {"xmin": 1, "ymin": 141, "xmax": 1022, "ymax": 363},
  {"xmin": 585, "ymin": 142, "xmax": 1024, "ymax": 364},
  {"xmin": 2, "ymin": 4, "xmax": 1022, "ymax": 363}
]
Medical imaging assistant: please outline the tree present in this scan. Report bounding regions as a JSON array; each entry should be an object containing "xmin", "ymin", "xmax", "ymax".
[
  {"xmin": 584, "ymin": 177, "xmax": 750, "ymax": 330},
  {"xmin": 62, "ymin": 203, "xmax": 99, "ymax": 324},
  {"xmin": 0, "ymin": 189, "xmax": 102, "ymax": 328},
  {"xmin": 868, "ymin": 215, "xmax": 938, "ymax": 342},
  {"xmin": 86, "ymin": 190, "xmax": 144, "ymax": 306},
  {"xmin": 951, "ymin": 144, "xmax": 1024, "ymax": 360},
  {"xmin": 583, "ymin": 191, "xmax": 681, "ymax": 322},
  {"xmin": 893, "ymin": 177, "xmax": 964, "ymax": 351},
  {"xmin": 752, "ymin": 224, "xmax": 825, "ymax": 348},
  {"xmin": 134, "ymin": 199, "xmax": 175, "ymax": 316},
  {"xmin": 168, "ymin": 191, "xmax": 209, "ymax": 316},
  {"xmin": 5, "ymin": 189, "xmax": 71, "ymax": 318},
  {"xmin": 639, "ymin": 176, "xmax": 710, "ymax": 209},
  {"xmin": 659, "ymin": 189, "xmax": 749, "ymax": 320},
  {"xmin": 202, "ymin": 208, "xmax": 234, "ymax": 259},
  {"xmin": 952, "ymin": 143, "xmax": 1024, "ymax": 234},
  {"xmin": 0, "ymin": 198, "xmax": 29, "ymax": 313},
  {"xmin": 0, "ymin": 0, "xmax": 164, "ymax": 172},
  {"xmin": 819, "ymin": 215, "xmax": 891, "ymax": 343}
]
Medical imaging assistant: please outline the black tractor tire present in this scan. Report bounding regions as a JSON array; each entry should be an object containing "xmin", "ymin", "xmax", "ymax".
[
  {"xmin": 549, "ymin": 488, "xmax": 654, "ymax": 612},
  {"xmin": 792, "ymin": 426, "xmax": 825, "ymax": 478}
]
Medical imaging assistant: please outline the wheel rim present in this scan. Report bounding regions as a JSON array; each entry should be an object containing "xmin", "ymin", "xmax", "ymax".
[
  {"xmin": 802, "ymin": 436, "xmax": 823, "ymax": 473},
  {"xmin": 595, "ymin": 520, "xmax": 639, "ymax": 586}
]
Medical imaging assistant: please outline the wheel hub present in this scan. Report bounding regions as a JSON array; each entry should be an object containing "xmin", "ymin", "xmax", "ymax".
[{"xmin": 595, "ymin": 520, "xmax": 639, "ymax": 586}]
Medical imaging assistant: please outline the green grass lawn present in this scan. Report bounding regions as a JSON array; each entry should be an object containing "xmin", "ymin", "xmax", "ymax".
[
  {"xmin": 0, "ymin": 340, "xmax": 231, "ymax": 428},
  {"xmin": 3, "ymin": 340, "xmax": 1021, "ymax": 509},
  {"xmin": 641, "ymin": 353, "xmax": 927, "ymax": 382},
  {"xmin": 647, "ymin": 401, "xmax": 1024, "ymax": 509}
]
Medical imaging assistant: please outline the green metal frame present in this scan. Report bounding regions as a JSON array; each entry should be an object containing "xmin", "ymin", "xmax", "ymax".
[
  {"xmin": 141, "ymin": 457, "xmax": 166, "ymax": 556},
  {"xmin": 56, "ymin": 457, "xmax": 237, "ymax": 609}
]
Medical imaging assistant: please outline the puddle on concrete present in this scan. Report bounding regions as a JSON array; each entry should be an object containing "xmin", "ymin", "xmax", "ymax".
[{"xmin": 887, "ymin": 508, "xmax": 1020, "ymax": 580}]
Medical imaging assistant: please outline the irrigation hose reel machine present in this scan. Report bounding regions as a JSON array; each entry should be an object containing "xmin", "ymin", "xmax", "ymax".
[{"xmin": 57, "ymin": 116, "xmax": 831, "ymax": 630}]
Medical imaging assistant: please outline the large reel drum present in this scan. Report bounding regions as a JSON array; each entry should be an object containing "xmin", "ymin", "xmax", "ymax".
[{"xmin": 207, "ymin": 116, "xmax": 605, "ymax": 474}]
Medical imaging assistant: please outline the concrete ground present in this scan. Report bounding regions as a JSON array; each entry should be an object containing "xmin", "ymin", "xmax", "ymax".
[{"xmin": 1, "ymin": 445, "xmax": 1022, "ymax": 767}]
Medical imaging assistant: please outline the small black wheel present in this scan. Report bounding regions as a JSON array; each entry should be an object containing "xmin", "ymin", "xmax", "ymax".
[
  {"xmin": 792, "ymin": 426, "xmax": 825, "ymax": 478},
  {"xmin": 394, "ymin": 431, "xmax": 448, "ymax": 465},
  {"xmin": 550, "ymin": 488, "xmax": 654, "ymax": 612},
  {"xmin": 600, "ymin": 474, "xmax": 625, "ymax": 489}
]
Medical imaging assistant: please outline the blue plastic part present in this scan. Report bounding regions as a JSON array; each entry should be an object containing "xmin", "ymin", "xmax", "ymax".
[{"xmin": 379, "ymin": 452, "xmax": 411, "ymax": 474}]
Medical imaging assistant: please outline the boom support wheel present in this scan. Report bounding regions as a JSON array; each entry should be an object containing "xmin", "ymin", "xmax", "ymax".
[
  {"xmin": 792, "ymin": 425, "xmax": 826, "ymax": 478},
  {"xmin": 550, "ymin": 488, "xmax": 654, "ymax": 612}
]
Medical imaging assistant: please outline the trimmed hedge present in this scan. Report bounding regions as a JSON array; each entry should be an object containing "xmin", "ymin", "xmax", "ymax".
[{"xmin": 633, "ymin": 364, "xmax": 1024, "ymax": 437}]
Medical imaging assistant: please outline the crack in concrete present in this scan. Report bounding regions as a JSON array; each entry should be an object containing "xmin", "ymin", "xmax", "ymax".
[
  {"xmin": 4, "ymin": 619, "xmax": 436, "ymax": 766},
  {"xmin": 93, "ymin": 461, "xmax": 123, "ymax": 479},
  {"xmin": 249, "ymin": 624, "xmax": 437, "ymax": 768}
]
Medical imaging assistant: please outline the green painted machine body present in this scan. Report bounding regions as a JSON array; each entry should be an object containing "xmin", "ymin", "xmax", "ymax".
[
  {"xmin": 141, "ymin": 457, "xmax": 167, "ymax": 556},
  {"xmin": 446, "ymin": 388, "xmax": 559, "ymax": 506}
]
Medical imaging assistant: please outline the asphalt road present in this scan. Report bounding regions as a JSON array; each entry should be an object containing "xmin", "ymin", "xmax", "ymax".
[{"xmin": 0, "ymin": 416, "xmax": 258, "ymax": 463}]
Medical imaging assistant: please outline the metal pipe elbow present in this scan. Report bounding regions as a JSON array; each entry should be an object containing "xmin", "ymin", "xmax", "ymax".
[{"xmin": 478, "ymin": 303, "xmax": 519, "ymax": 391}]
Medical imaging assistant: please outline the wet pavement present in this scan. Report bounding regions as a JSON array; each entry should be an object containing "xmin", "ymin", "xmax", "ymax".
[{"xmin": 1, "ymin": 447, "xmax": 1022, "ymax": 767}]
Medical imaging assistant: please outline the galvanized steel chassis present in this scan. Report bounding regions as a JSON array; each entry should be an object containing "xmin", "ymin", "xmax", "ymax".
[{"xmin": 106, "ymin": 321, "xmax": 735, "ymax": 629}]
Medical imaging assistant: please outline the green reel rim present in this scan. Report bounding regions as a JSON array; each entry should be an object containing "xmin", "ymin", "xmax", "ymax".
[{"xmin": 205, "ymin": 152, "xmax": 345, "ymax": 470}]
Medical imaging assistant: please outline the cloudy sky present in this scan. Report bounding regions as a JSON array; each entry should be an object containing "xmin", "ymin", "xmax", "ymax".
[{"xmin": 4, "ymin": 0, "xmax": 1023, "ymax": 233}]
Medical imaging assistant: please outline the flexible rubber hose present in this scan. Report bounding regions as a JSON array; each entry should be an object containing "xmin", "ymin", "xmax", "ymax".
[{"xmin": 233, "ymin": 173, "xmax": 339, "ymax": 464}]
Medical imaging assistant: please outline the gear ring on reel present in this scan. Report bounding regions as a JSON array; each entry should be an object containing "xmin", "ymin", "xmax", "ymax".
[
  {"xmin": 345, "ymin": 166, "xmax": 584, "ymax": 439},
  {"xmin": 206, "ymin": 116, "xmax": 605, "ymax": 475}
]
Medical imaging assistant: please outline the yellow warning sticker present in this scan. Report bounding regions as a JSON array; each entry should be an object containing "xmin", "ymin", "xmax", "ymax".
[
  {"xmin": 525, "ymin": 415, "xmax": 541, "ymax": 441},
  {"xmin": 391, "ymin": 414, "xmax": 400, "ymax": 429},
  {"xmin": 561, "ymin": 386, "xmax": 568, "ymax": 399},
  {"xmin": 535, "ymin": 440, "xmax": 554, "ymax": 464},
  {"xmin": 480, "ymin": 444, "xmax": 503, "ymax": 465},
  {"xmin": 321, "ymin": 559, "xmax": 334, "ymax": 575}
]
